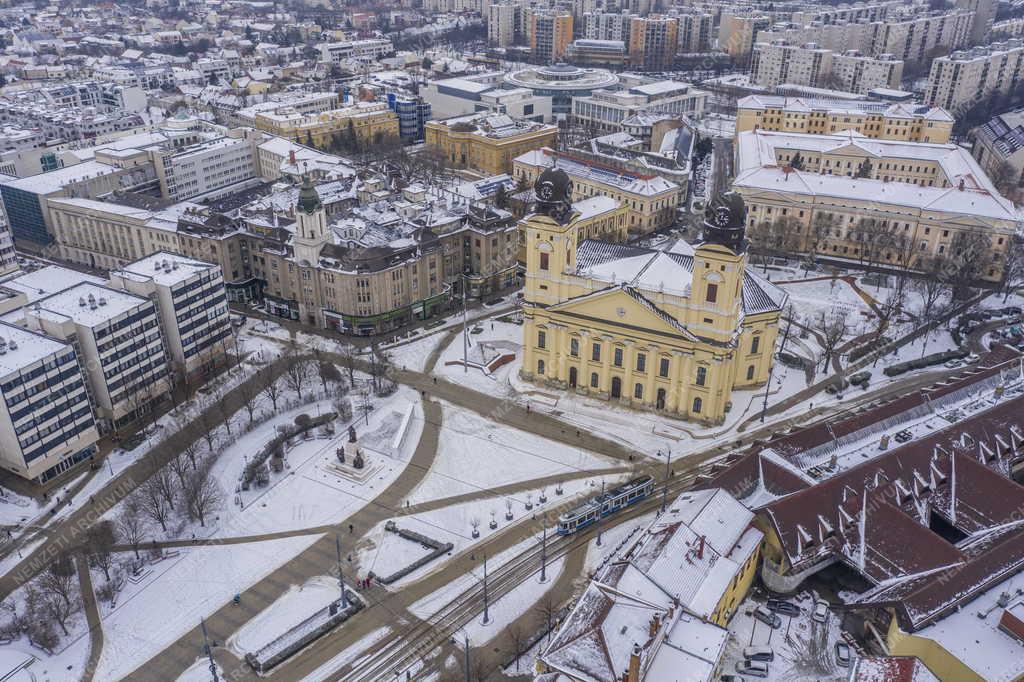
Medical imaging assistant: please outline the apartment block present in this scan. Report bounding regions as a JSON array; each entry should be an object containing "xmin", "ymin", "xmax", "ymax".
[
  {"xmin": 627, "ymin": 16, "xmax": 678, "ymax": 71},
  {"xmin": 735, "ymin": 96, "xmax": 954, "ymax": 144},
  {"xmin": 751, "ymin": 41, "xmax": 902, "ymax": 94},
  {"xmin": 24, "ymin": 283, "xmax": 170, "ymax": 432},
  {"xmin": 675, "ymin": 11, "xmax": 713, "ymax": 54},
  {"xmin": 925, "ymin": 40, "xmax": 1024, "ymax": 114},
  {"xmin": 110, "ymin": 252, "xmax": 232, "ymax": 381},
  {"xmin": 488, "ymin": 2, "xmax": 524, "ymax": 48},
  {"xmin": 956, "ymin": 0, "xmax": 997, "ymax": 44},
  {"xmin": 530, "ymin": 11, "xmax": 573, "ymax": 63}
]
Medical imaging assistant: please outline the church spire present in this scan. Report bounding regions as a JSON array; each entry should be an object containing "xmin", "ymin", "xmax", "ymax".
[{"xmin": 297, "ymin": 173, "xmax": 322, "ymax": 215}]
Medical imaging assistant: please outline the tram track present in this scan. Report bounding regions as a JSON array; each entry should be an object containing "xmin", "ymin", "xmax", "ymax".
[{"xmin": 333, "ymin": 469, "xmax": 706, "ymax": 681}]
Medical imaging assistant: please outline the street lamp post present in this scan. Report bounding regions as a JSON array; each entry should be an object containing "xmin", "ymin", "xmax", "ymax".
[
  {"xmin": 596, "ymin": 480, "xmax": 605, "ymax": 547},
  {"xmin": 661, "ymin": 449, "xmax": 671, "ymax": 513}
]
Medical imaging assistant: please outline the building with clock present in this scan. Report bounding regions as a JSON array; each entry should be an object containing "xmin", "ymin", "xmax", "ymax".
[{"xmin": 520, "ymin": 170, "xmax": 788, "ymax": 424}]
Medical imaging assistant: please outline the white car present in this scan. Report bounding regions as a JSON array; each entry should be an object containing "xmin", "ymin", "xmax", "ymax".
[{"xmin": 812, "ymin": 600, "xmax": 829, "ymax": 623}]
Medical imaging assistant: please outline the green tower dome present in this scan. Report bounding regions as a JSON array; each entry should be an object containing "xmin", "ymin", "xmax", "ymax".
[{"xmin": 296, "ymin": 175, "xmax": 322, "ymax": 215}]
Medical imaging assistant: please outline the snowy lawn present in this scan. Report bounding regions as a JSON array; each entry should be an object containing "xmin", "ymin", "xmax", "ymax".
[
  {"xmin": 432, "ymin": 318, "xmax": 523, "ymax": 395},
  {"xmin": 228, "ymin": 575, "xmax": 342, "ymax": 656},
  {"xmin": 91, "ymin": 536, "xmax": 322, "ymax": 682},
  {"xmin": 460, "ymin": 556, "xmax": 566, "ymax": 646},
  {"xmin": 406, "ymin": 402, "xmax": 620, "ymax": 506}
]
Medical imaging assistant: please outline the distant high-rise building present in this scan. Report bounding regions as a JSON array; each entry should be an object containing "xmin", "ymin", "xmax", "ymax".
[
  {"xmin": 629, "ymin": 16, "xmax": 679, "ymax": 70},
  {"xmin": 530, "ymin": 11, "xmax": 573, "ymax": 63}
]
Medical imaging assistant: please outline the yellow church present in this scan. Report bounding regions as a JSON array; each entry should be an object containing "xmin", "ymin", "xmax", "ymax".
[{"xmin": 520, "ymin": 169, "xmax": 788, "ymax": 425}]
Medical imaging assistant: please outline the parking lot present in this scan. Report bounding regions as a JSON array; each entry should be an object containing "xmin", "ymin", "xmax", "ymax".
[{"xmin": 722, "ymin": 590, "xmax": 850, "ymax": 681}]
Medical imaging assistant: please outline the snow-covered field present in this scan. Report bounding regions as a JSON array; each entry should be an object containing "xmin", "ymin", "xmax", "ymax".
[
  {"xmin": 406, "ymin": 402, "xmax": 618, "ymax": 506},
  {"xmin": 432, "ymin": 318, "xmax": 523, "ymax": 395},
  {"xmin": 778, "ymin": 277, "xmax": 872, "ymax": 323},
  {"xmin": 228, "ymin": 575, "xmax": 342, "ymax": 656},
  {"xmin": 91, "ymin": 536, "xmax": 322, "ymax": 682},
  {"xmin": 461, "ymin": 556, "xmax": 566, "ymax": 646}
]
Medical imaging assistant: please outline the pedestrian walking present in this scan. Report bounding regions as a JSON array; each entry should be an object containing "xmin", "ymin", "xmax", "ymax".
[{"xmin": 348, "ymin": 523, "xmax": 354, "ymax": 533}]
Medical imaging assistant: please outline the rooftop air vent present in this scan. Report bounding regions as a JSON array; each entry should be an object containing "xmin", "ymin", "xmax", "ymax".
[
  {"xmin": 8, "ymin": 341, "xmax": 16, "ymax": 350},
  {"xmin": 98, "ymin": 297, "xmax": 107, "ymax": 306},
  {"xmin": 79, "ymin": 297, "xmax": 86, "ymax": 307}
]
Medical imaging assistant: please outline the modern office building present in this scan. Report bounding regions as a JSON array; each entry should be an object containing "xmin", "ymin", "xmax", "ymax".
[
  {"xmin": 571, "ymin": 81, "xmax": 708, "ymax": 134},
  {"xmin": 969, "ymin": 109, "xmax": 1024, "ymax": 188},
  {"xmin": 110, "ymin": 252, "xmax": 232, "ymax": 381},
  {"xmin": 0, "ymin": 322, "xmax": 99, "ymax": 482},
  {"xmin": 386, "ymin": 94, "xmax": 432, "ymax": 143},
  {"xmin": 504, "ymin": 64, "xmax": 619, "ymax": 122},
  {"xmin": 24, "ymin": 282, "xmax": 170, "ymax": 432}
]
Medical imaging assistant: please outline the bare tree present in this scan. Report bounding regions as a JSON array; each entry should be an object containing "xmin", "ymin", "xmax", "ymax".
[
  {"xmin": 86, "ymin": 522, "xmax": 117, "ymax": 583},
  {"xmin": 535, "ymin": 594, "xmax": 558, "ymax": 645},
  {"xmin": 507, "ymin": 623, "xmax": 525, "ymax": 672},
  {"xmin": 184, "ymin": 470, "xmax": 224, "ymax": 528},
  {"xmin": 814, "ymin": 309, "xmax": 850, "ymax": 374},
  {"xmin": 23, "ymin": 586, "xmax": 60, "ymax": 649},
  {"xmin": 283, "ymin": 354, "xmax": 314, "ymax": 401},
  {"xmin": 318, "ymin": 359, "xmax": 343, "ymax": 394},
  {"xmin": 237, "ymin": 377, "xmax": 261, "ymax": 425},
  {"xmin": 168, "ymin": 452, "xmax": 193, "ymax": 488},
  {"xmin": 217, "ymin": 398, "xmax": 234, "ymax": 436},
  {"xmin": 946, "ymin": 230, "xmax": 994, "ymax": 300},
  {"xmin": 1001, "ymin": 237, "xmax": 1024, "ymax": 302},
  {"xmin": 116, "ymin": 500, "xmax": 149, "ymax": 560},
  {"xmin": 338, "ymin": 348, "xmax": 357, "ymax": 386},
  {"xmin": 38, "ymin": 554, "xmax": 77, "ymax": 611},
  {"xmin": 194, "ymin": 395, "xmax": 221, "ymax": 453},
  {"xmin": 139, "ymin": 476, "xmax": 173, "ymax": 532},
  {"xmin": 260, "ymin": 367, "xmax": 283, "ymax": 412}
]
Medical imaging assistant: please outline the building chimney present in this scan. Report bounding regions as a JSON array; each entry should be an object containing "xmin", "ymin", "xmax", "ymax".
[
  {"xmin": 697, "ymin": 535, "xmax": 706, "ymax": 560},
  {"xmin": 958, "ymin": 178, "xmax": 965, "ymax": 191},
  {"xmin": 648, "ymin": 613, "xmax": 661, "ymax": 638},
  {"xmin": 289, "ymin": 149, "xmax": 296, "ymax": 165},
  {"xmin": 628, "ymin": 644, "xmax": 642, "ymax": 682}
]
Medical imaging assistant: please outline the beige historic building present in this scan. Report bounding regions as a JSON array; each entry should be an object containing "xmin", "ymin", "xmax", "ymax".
[
  {"xmin": 513, "ymin": 147, "xmax": 681, "ymax": 236},
  {"xmin": 517, "ymin": 194, "xmax": 628, "ymax": 264},
  {"xmin": 424, "ymin": 113, "xmax": 558, "ymax": 176},
  {"xmin": 252, "ymin": 101, "xmax": 399, "ymax": 150},
  {"xmin": 520, "ymin": 171, "xmax": 787, "ymax": 425},
  {"xmin": 732, "ymin": 129, "xmax": 1017, "ymax": 282},
  {"xmin": 736, "ymin": 96, "xmax": 954, "ymax": 144}
]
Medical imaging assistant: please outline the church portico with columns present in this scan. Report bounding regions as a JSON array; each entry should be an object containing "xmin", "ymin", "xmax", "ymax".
[{"xmin": 519, "ymin": 168, "xmax": 788, "ymax": 425}]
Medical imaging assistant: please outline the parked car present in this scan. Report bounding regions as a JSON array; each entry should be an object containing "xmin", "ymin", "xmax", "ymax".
[
  {"xmin": 766, "ymin": 599, "xmax": 801, "ymax": 617},
  {"xmin": 719, "ymin": 676, "xmax": 740, "ymax": 682},
  {"xmin": 754, "ymin": 605, "xmax": 782, "ymax": 628},
  {"xmin": 743, "ymin": 646, "xmax": 775, "ymax": 662},
  {"xmin": 944, "ymin": 359, "xmax": 963, "ymax": 369},
  {"xmin": 735, "ymin": 660, "xmax": 769, "ymax": 678},
  {"xmin": 812, "ymin": 600, "xmax": 829, "ymax": 623},
  {"xmin": 835, "ymin": 641, "xmax": 852, "ymax": 667}
]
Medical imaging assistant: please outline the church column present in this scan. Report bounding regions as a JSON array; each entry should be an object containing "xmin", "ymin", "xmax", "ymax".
[
  {"xmin": 666, "ymin": 350, "xmax": 685, "ymax": 412},
  {"xmin": 676, "ymin": 350, "xmax": 695, "ymax": 416},
  {"xmin": 600, "ymin": 333, "xmax": 613, "ymax": 398},
  {"xmin": 622, "ymin": 340, "xmax": 635, "ymax": 404},
  {"xmin": 577, "ymin": 329, "xmax": 590, "ymax": 393},
  {"xmin": 552, "ymin": 323, "xmax": 568, "ymax": 385},
  {"xmin": 644, "ymin": 344, "xmax": 658, "ymax": 407}
]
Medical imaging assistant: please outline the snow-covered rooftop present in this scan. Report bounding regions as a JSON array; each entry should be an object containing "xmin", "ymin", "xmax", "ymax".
[
  {"xmin": 0, "ymin": 321, "xmax": 71, "ymax": 379},
  {"xmin": 115, "ymin": 252, "xmax": 218, "ymax": 287},
  {"xmin": 33, "ymin": 282, "xmax": 150, "ymax": 328}
]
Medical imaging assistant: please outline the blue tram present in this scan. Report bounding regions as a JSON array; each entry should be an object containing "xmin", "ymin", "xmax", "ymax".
[{"xmin": 556, "ymin": 475, "xmax": 655, "ymax": 535}]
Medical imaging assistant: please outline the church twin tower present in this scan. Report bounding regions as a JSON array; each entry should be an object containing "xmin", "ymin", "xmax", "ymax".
[{"xmin": 520, "ymin": 169, "xmax": 785, "ymax": 424}]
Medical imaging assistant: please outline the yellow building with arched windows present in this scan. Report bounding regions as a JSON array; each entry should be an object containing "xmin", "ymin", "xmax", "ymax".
[{"xmin": 520, "ymin": 172, "xmax": 788, "ymax": 425}]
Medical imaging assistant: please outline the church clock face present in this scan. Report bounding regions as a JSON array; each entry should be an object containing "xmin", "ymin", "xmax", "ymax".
[
  {"xmin": 537, "ymin": 182, "xmax": 555, "ymax": 200},
  {"xmin": 714, "ymin": 206, "xmax": 731, "ymax": 227}
]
